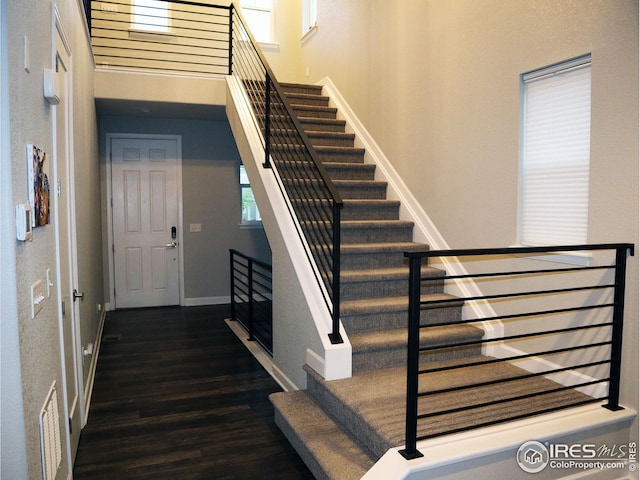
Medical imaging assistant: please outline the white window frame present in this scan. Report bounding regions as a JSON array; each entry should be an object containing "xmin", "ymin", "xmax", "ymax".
[
  {"xmin": 131, "ymin": 0, "xmax": 170, "ymax": 33},
  {"xmin": 518, "ymin": 55, "xmax": 592, "ymax": 264},
  {"xmin": 240, "ymin": 164, "xmax": 262, "ymax": 227},
  {"xmin": 302, "ymin": 0, "xmax": 318, "ymax": 41},
  {"xmin": 240, "ymin": 0, "xmax": 274, "ymax": 45}
]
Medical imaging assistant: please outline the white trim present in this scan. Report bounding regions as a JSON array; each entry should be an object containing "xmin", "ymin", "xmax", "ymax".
[
  {"xmin": 225, "ymin": 318, "xmax": 300, "ymax": 392},
  {"xmin": 105, "ymin": 133, "xmax": 184, "ymax": 308},
  {"xmin": 183, "ymin": 296, "xmax": 230, "ymax": 306},
  {"xmin": 82, "ymin": 307, "xmax": 106, "ymax": 424},
  {"xmin": 363, "ymin": 404, "xmax": 636, "ymax": 479},
  {"xmin": 226, "ymin": 75, "xmax": 352, "ymax": 383},
  {"xmin": 271, "ymin": 364, "xmax": 299, "ymax": 392}
]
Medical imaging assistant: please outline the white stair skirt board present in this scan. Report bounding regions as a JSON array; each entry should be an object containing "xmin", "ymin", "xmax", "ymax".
[{"xmin": 362, "ymin": 404, "xmax": 636, "ymax": 480}]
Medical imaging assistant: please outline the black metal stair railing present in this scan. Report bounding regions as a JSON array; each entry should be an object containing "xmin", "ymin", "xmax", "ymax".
[
  {"xmin": 230, "ymin": 249, "xmax": 273, "ymax": 354},
  {"xmin": 88, "ymin": 0, "xmax": 232, "ymax": 76},
  {"xmin": 400, "ymin": 243, "xmax": 634, "ymax": 460},
  {"xmin": 229, "ymin": 5, "xmax": 344, "ymax": 345}
]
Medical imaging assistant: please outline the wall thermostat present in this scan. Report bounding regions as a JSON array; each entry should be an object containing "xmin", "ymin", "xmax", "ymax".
[
  {"xmin": 16, "ymin": 203, "xmax": 33, "ymax": 242},
  {"xmin": 43, "ymin": 69, "xmax": 60, "ymax": 105}
]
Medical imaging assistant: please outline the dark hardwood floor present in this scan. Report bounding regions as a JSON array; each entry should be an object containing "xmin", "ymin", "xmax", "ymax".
[{"xmin": 73, "ymin": 305, "xmax": 314, "ymax": 480}]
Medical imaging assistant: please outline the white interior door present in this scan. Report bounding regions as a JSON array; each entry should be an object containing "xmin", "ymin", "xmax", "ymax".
[
  {"xmin": 111, "ymin": 137, "xmax": 181, "ymax": 308},
  {"xmin": 53, "ymin": 26, "xmax": 82, "ymax": 458}
]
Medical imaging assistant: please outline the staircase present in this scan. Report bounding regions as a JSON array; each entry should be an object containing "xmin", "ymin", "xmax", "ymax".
[{"xmin": 268, "ymin": 83, "xmax": 486, "ymax": 479}]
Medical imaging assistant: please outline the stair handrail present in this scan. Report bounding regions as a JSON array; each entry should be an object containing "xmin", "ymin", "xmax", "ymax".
[
  {"xmin": 400, "ymin": 243, "xmax": 635, "ymax": 460},
  {"xmin": 229, "ymin": 3, "xmax": 344, "ymax": 345}
]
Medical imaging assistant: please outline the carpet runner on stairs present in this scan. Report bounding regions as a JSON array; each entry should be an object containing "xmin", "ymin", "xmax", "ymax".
[{"xmin": 257, "ymin": 82, "xmax": 592, "ymax": 479}]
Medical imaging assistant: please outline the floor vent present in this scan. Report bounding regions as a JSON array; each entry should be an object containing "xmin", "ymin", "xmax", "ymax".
[{"xmin": 39, "ymin": 381, "xmax": 62, "ymax": 480}]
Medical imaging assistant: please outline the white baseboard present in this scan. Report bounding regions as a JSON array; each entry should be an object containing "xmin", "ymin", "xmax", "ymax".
[
  {"xmin": 224, "ymin": 318, "xmax": 300, "ymax": 392},
  {"xmin": 183, "ymin": 296, "xmax": 230, "ymax": 306},
  {"xmin": 83, "ymin": 307, "xmax": 106, "ymax": 425}
]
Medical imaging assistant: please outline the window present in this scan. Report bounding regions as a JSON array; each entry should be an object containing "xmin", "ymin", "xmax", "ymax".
[
  {"xmin": 519, "ymin": 55, "xmax": 592, "ymax": 247},
  {"xmin": 132, "ymin": 0, "xmax": 169, "ymax": 32},
  {"xmin": 240, "ymin": 165, "xmax": 261, "ymax": 224},
  {"xmin": 302, "ymin": 0, "xmax": 317, "ymax": 36},
  {"xmin": 240, "ymin": 0, "xmax": 273, "ymax": 44}
]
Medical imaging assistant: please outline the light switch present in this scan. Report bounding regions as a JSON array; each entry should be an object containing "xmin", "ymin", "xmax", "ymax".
[
  {"xmin": 31, "ymin": 279, "xmax": 45, "ymax": 318},
  {"xmin": 189, "ymin": 223, "xmax": 202, "ymax": 233}
]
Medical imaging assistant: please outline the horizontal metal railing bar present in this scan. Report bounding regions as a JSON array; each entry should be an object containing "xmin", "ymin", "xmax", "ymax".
[
  {"xmin": 91, "ymin": 0, "xmax": 232, "ymax": 13},
  {"xmin": 416, "ymin": 397, "xmax": 604, "ymax": 442},
  {"xmin": 91, "ymin": 30, "xmax": 230, "ymax": 46},
  {"xmin": 421, "ymin": 303, "xmax": 615, "ymax": 329},
  {"xmin": 405, "ymin": 243, "xmax": 635, "ymax": 259},
  {"xmin": 92, "ymin": 62, "xmax": 227, "ymax": 75},
  {"xmin": 419, "ymin": 322, "xmax": 613, "ymax": 352},
  {"xmin": 90, "ymin": 21, "xmax": 230, "ymax": 38},
  {"xmin": 420, "ymin": 283, "xmax": 614, "ymax": 306},
  {"xmin": 423, "ymin": 264, "xmax": 613, "ymax": 283},
  {"xmin": 418, "ymin": 379, "xmax": 608, "ymax": 420},
  {"xmin": 420, "ymin": 340, "xmax": 613, "ymax": 375},
  {"xmin": 418, "ymin": 359, "xmax": 610, "ymax": 398},
  {"xmin": 93, "ymin": 49, "xmax": 228, "ymax": 64},
  {"xmin": 230, "ymin": 249, "xmax": 272, "ymax": 271}
]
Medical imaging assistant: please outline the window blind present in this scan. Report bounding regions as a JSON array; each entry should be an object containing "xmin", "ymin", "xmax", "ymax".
[{"xmin": 520, "ymin": 56, "xmax": 591, "ymax": 246}]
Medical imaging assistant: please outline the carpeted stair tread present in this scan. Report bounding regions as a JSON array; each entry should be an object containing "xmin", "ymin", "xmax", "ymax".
[
  {"xmin": 285, "ymin": 92, "xmax": 330, "ymax": 107},
  {"xmin": 340, "ymin": 265, "xmax": 443, "ymax": 281},
  {"xmin": 270, "ymin": 390, "xmax": 376, "ymax": 480},
  {"xmin": 281, "ymin": 82, "xmax": 324, "ymax": 96},
  {"xmin": 298, "ymin": 116, "xmax": 347, "ymax": 133},
  {"xmin": 340, "ymin": 241, "xmax": 428, "ymax": 255},
  {"xmin": 349, "ymin": 324, "xmax": 484, "ymax": 352},
  {"xmin": 304, "ymin": 359, "xmax": 595, "ymax": 457},
  {"xmin": 341, "ymin": 293, "xmax": 462, "ymax": 315}
]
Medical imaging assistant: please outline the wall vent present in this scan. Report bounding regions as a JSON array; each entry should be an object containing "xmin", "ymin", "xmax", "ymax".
[{"xmin": 39, "ymin": 382, "xmax": 62, "ymax": 480}]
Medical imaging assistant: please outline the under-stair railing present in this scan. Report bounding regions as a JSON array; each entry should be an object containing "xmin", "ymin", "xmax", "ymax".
[
  {"xmin": 400, "ymin": 243, "xmax": 635, "ymax": 460},
  {"xmin": 88, "ymin": 0, "xmax": 232, "ymax": 76},
  {"xmin": 229, "ymin": 5, "xmax": 344, "ymax": 345},
  {"xmin": 230, "ymin": 249, "xmax": 273, "ymax": 355}
]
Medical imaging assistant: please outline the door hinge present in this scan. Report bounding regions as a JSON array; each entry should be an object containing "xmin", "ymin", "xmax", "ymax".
[
  {"xmin": 56, "ymin": 178, "xmax": 61, "ymax": 197},
  {"xmin": 68, "ymin": 417, "xmax": 72, "ymax": 434}
]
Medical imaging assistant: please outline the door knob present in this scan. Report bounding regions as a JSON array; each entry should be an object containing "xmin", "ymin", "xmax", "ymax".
[
  {"xmin": 166, "ymin": 242, "xmax": 178, "ymax": 248},
  {"xmin": 73, "ymin": 289, "xmax": 84, "ymax": 302}
]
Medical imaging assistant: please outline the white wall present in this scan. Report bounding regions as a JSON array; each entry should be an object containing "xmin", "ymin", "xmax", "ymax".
[
  {"xmin": 297, "ymin": 0, "xmax": 638, "ymax": 443},
  {"xmin": 1, "ymin": 1, "xmax": 102, "ymax": 478}
]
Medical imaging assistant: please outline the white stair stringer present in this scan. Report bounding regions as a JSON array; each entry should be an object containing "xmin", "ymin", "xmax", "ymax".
[{"xmin": 225, "ymin": 75, "xmax": 351, "ymax": 390}]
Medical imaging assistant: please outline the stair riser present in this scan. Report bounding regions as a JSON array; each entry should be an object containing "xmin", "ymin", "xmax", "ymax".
[
  {"xmin": 341, "ymin": 305, "xmax": 463, "ymax": 333},
  {"xmin": 288, "ymin": 96, "xmax": 330, "ymax": 107},
  {"xmin": 292, "ymin": 105, "xmax": 337, "ymax": 119},
  {"xmin": 281, "ymin": 83, "xmax": 324, "ymax": 96},
  {"xmin": 309, "ymin": 134, "xmax": 355, "ymax": 148},
  {"xmin": 317, "ymin": 150, "xmax": 365, "ymax": 164},
  {"xmin": 341, "ymin": 251, "xmax": 410, "ymax": 270},
  {"xmin": 272, "ymin": 409, "xmax": 331, "ymax": 480},
  {"xmin": 342, "ymin": 204, "xmax": 400, "ymax": 221},
  {"xmin": 300, "ymin": 119, "xmax": 347, "ymax": 133},
  {"xmin": 341, "ymin": 225, "xmax": 414, "ymax": 244},
  {"xmin": 326, "ymin": 165, "xmax": 375, "ymax": 181},
  {"xmin": 352, "ymin": 343, "xmax": 483, "ymax": 374},
  {"xmin": 341, "ymin": 278, "xmax": 443, "ymax": 302},
  {"xmin": 305, "ymin": 371, "xmax": 392, "ymax": 459},
  {"xmin": 336, "ymin": 184, "xmax": 387, "ymax": 200}
]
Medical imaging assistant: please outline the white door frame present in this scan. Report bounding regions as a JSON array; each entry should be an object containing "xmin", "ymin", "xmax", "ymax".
[
  {"xmin": 105, "ymin": 133, "xmax": 184, "ymax": 311},
  {"xmin": 52, "ymin": 3, "xmax": 84, "ymax": 466}
]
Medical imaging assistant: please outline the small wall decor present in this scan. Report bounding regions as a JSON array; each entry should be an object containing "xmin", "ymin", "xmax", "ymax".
[{"xmin": 27, "ymin": 144, "xmax": 50, "ymax": 228}]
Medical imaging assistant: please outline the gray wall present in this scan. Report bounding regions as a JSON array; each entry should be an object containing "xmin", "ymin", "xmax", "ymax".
[
  {"xmin": 99, "ymin": 115, "xmax": 271, "ymax": 304},
  {"xmin": 1, "ymin": 0, "xmax": 102, "ymax": 478}
]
